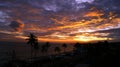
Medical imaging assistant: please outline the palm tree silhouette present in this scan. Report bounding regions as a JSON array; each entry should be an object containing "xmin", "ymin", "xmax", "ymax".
[
  {"xmin": 12, "ymin": 49, "xmax": 16, "ymax": 60},
  {"xmin": 103, "ymin": 40, "xmax": 109, "ymax": 54},
  {"xmin": 62, "ymin": 43, "xmax": 67, "ymax": 53},
  {"xmin": 45, "ymin": 42, "xmax": 51, "ymax": 54},
  {"xmin": 26, "ymin": 33, "xmax": 39, "ymax": 58},
  {"xmin": 54, "ymin": 46, "xmax": 61, "ymax": 54},
  {"xmin": 41, "ymin": 42, "xmax": 51, "ymax": 54},
  {"xmin": 73, "ymin": 43, "xmax": 82, "ymax": 55},
  {"xmin": 74, "ymin": 43, "xmax": 81, "ymax": 51},
  {"xmin": 45, "ymin": 42, "xmax": 51, "ymax": 49}
]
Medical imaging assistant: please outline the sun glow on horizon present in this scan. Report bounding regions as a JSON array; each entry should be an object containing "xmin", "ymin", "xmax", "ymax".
[
  {"xmin": 1, "ymin": 8, "xmax": 119, "ymax": 43},
  {"xmin": 14, "ymin": 34, "xmax": 113, "ymax": 43},
  {"xmin": 73, "ymin": 35, "xmax": 112, "ymax": 42}
]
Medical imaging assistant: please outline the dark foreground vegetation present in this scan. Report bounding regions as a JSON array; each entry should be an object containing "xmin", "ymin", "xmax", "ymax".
[
  {"xmin": 3, "ymin": 41, "xmax": 120, "ymax": 67},
  {"xmin": 1, "ymin": 34, "xmax": 120, "ymax": 67}
]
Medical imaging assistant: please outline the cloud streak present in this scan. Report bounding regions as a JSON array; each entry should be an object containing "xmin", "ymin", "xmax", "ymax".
[
  {"xmin": 0, "ymin": 0, "xmax": 120, "ymax": 42},
  {"xmin": 9, "ymin": 20, "xmax": 24, "ymax": 32}
]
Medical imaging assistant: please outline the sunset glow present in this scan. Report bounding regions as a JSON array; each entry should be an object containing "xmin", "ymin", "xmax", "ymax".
[
  {"xmin": 74, "ymin": 35, "xmax": 110, "ymax": 42},
  {"xmin": 0, "ymin": 0, "xmax": 120, "ymax": 43}
]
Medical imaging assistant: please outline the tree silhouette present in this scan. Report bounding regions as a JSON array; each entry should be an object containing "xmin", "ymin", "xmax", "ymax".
[
  {"xmin": 103, "ymin": 40, "xmax": 109, "ymax": 54},
  {"xmin": 45, "ymin": 42, "xmax": 51, "ymax": 54},
  {"xmin": 45, "ymin": 42, "xmax": 51, "ymax": 49},
  {"xmin": 41, "ymin": 45, "xmax": 46, "ymax": 53},
  {"xmin": 54, "ymin": 46, "xmax": 61, "ymax": 54},
  {"xmin": 11, "ymin": 49, "xmax": 16, "ymax": 60},
  {"xmin": 62, "ymin": 43, "xmax": 67, "ymax": 53},
  {"xmin": 41, "ymin": 42, "xmax": 51, "ymax": 54},
  {"xmin": 74, "ymin": 43, "xmax": 81, "ymax": 51},
  {"xmin": 26, "ymin": 33, "xmax": 39, "ymax": 58},
  {"xmin": 73, "ymin": 43, "xmax": 83, "ymax": 55}
]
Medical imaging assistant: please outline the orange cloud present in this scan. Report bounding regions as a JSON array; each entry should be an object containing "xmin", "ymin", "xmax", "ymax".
[
  {"xmin": 19, "ymin": 10, "xmax": 120, "ymax": 42},
  {"xmin": 9, "ymin": 20, "xmax": 24, "ymax": 32},
  {"xmin": 84, "ymin": 11, "xmax": 104, "ymax": 17}
]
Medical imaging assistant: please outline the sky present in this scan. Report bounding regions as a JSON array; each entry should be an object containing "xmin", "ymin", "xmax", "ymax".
[{"xmin": 0, "ymin": 0, "xmax": 120, "ymax": 43}]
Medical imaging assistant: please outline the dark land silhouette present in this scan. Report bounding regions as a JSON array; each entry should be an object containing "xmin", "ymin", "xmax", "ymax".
[{"xmin": 2, "ymin": 34, "xmax": 120, "ymax": 67}]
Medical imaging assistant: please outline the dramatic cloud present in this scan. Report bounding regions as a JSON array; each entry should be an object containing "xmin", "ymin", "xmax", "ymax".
[
  {"xmin": 9, "ymin": 20, "xmax": 24, "ymax": 32},
  {"xmin": 0, "ymin": 0, "xmax": 120, "ymax": 42}
]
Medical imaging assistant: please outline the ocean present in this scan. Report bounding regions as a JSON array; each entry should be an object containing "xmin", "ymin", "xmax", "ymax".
[{"xmin": 0, "ymin": 42, "xmax": 74, "ymax": 66}]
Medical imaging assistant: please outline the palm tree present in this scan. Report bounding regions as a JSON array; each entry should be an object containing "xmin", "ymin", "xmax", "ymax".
[
  {"xmin": 62, "ymin": 43, "xmax": 67, "ymax": 53},
  {"xmin": 33, "ymin": 42, "xmax": 39, "ymax": 57},
  {"xmin": 103, "ymin": 40, "xmax": 109, "ymax": 54},
  {"xmin": 41, "ymin": 45, "xmax": 46, "ymax": 54},
  {"xmin": 41, "ymin": 42, "xmax": 51, "ymax": 54},
  {"xmin": 11, "ymin": 49, "xmax": 16, "ymax": 60},
  {"xmin": 73, "ymin": 43, "xmax": 82, "ymax": 55},
  {"xmin": 45, "ymin": 42, "xmax": 51, "ymax": 54},
  {"xmin": 45, "ymin": 42, "xmax": 51, "ymax": 49},
  {"xmin": 54, "ymin": 46, "xmax": 61, "ymax": 54},
  {"xmin": 74, "ymin": 43, "xmax": 81, "ymax": 51},
  {"xmin": 26, "ymin": 33, "xmax": 39, "ymax": 58}
]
